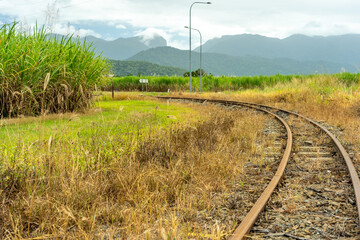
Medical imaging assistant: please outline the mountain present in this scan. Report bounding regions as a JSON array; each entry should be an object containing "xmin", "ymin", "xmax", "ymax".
[
  {"xmin": 47, "ymin": 33, "xmax": 167, "ymax": 60},
  {"xmin": 109, "ymin": 60, "xmax": 186, "ymax": 76},
  {"xmin": 82, "ymin": 35, "xmax": 167, "ymax": 60},
  {"xmin": 127, "ymin": 46, "xmax": 356, "ymax": 76},
  {"xmin": 196, "ymin": 34, "xmax": 360, "ymax": 66}
]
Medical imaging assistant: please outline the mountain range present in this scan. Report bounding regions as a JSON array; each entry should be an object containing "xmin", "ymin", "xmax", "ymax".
[
  {"xmin": 83, "ymin": 35, "xmax": 167, "ymax": 60},
  {"xmin": 77, "ymin": 33, "xmax": 360, "ymax": 76},
  {"xmin": 196, "ymin": 34, "xmax": 360, "ymax": 65},
  {"xmin": 127, "ymin": 47, "xmax": 356, "ymax": 76}
]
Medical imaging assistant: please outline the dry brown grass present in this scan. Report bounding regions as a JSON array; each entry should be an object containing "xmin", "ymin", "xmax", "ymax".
[{"xmin": 0, "ymin": 100, "xmax": 267, "ymax": 239}]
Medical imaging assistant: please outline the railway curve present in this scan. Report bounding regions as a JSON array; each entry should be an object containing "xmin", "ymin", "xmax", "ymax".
[{"xmin": 156, "ymin": 96, "xmax": 360, "ymax": 239}]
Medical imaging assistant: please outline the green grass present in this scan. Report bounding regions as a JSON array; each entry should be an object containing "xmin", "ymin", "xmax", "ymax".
[{"xmin": 0, "ymin": 99, "xmax": 195, "ymax": 158}]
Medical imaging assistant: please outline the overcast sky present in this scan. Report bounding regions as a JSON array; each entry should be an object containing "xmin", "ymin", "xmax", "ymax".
[{"xmin": 1, "ymin": 0, "xmax": 360, "ymax": 49}]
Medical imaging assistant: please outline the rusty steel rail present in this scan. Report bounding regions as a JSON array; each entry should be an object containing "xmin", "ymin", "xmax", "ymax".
[
  {"xmin": 242, "ymin": 101, "xmax": 360, "ymax": 224},
  {"xmin": 226, "ymin": 103, "xmax": 292, "ymax": 240},
  {"xmin": 156, "ymin": 96, "xmax": 360, "ymax": 239}
]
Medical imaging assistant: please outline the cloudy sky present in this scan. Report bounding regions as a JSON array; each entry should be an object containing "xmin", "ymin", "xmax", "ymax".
[{"xmin": 1, "ymin": 0, "xmax": 360, "ymax": 49}]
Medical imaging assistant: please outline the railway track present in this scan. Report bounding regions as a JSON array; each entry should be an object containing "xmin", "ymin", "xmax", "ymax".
[{"xmin": 156, "ymin": 96, "xmax": 360, "ymax": 239}]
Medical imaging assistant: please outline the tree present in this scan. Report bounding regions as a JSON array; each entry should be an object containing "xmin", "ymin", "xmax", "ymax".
[{"xmin": 183, "ymin": 69, "xmax": 207, "ymax": 77}]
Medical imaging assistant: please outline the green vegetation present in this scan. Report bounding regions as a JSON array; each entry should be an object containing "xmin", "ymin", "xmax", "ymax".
[
  {"xmin": 101, "ymin": 73, "xmax": 359, "ymax": 92},
  {"xmin": 0, "ymin": 22, "xmax": 108, "ymax": 118},
  {"xmin": 103, "ymin": 75, "xmax": 188, "ymax": 92},
  {"xmin": 109, "ymin": 60, "xmax": 186, "ymax": 76},
  {"xmin": 183, "ymin": 68, "xmax": 208, "ymax": 77},
  {"xmin": 335, "ymin": 72, "xmax": 359, "ymax": 86}
]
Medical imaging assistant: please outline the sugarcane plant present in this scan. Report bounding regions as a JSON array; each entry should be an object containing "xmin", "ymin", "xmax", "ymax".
[{"xmin": 0, "ymin": 22, "xmax": 109, "ymax": 118}]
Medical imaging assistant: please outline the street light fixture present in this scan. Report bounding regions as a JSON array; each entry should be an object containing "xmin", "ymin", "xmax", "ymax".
[
  {"xmin": 189, "ymin": 1, "xmax": 211, "ymax": 92},
  {"xmin": 185, "ymin": 26, "xmax": 203, "ymax": 92}
]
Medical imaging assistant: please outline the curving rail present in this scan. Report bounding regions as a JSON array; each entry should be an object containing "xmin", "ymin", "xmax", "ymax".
[
  {"xmin": 225, "ymin": 103, "xmax": 292, "ymax": 240},
  {"xmin": 156, "ymin": 96, "xmax": 360, "ymax": 239}
]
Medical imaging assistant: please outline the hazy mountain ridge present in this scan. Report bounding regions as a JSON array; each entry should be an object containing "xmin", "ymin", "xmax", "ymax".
[
  {"xmin": 46, "ymin": 33, "xmax": 168, "ymax": 60},
  {"xmin": 83, "ymin": 34, "xmax": 167, "ymax": 60},
  {"xmin": 196, "ymin": 34, "xmax": 360, "ymax": 66},
  {"xmin": 127, "ymin": 46, "xmax": 355, "ymax": 76}
]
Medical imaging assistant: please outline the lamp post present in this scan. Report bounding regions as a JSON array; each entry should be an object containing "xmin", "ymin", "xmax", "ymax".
[
  {"xmin": 185, "ymin": 26, "xmax": 203, "ymax": 92},
  {"xmin": 189, "ymin": 1, "xmax": 211, "ymax": 92}
]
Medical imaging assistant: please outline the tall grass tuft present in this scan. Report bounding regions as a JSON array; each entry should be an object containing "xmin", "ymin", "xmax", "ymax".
[{"xmin": 0, "ymin": 22, "xmax": 109, "ymax": 118}]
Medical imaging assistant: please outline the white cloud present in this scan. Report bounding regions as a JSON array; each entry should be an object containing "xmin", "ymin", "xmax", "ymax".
[
  {"xmin": 135, "ymin": 28, "xmax": 167, "ymax": 39},
  {"xmin": 52, "ymin": 23, "xmax": 102, "ymax": 38},
  {"xmin": 1, "ymin": 0, "xmax": 360, "ymax": 47},
  {"xmin": 116, "ymin": 24, "xmax": 126, "ymax": 29},
  {"xmin": 76, "ymin": 28, "xmax": 102, "ymax": 38}
]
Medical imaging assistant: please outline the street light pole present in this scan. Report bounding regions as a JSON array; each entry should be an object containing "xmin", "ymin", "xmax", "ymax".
[
  {"xmin": 189, "ymin": 1, "xmax": 211, "ymax": 92},
  {"xmin": 185, "ymin": 26, "xmax": 203, "ymax": 92}
]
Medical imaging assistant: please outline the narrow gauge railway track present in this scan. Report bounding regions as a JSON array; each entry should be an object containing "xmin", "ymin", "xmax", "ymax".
[{"xmin": 156, "ymin": 96, "xmax": 360, "ymax": 239}]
